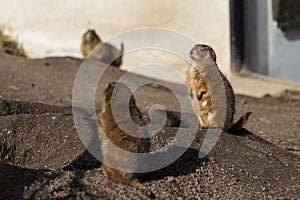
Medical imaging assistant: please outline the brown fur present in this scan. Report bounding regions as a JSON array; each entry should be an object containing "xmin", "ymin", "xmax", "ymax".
[
  {"xmin": 186, "ymin": 44, "xmax": 251, "ymax": 132},
  {"xmin": 99, "ymin": 82, "xmax": 150, "ymax": 187},
  {"xmin": 81, "ymin": 29, "xmax": 124, "ymax": 67}
]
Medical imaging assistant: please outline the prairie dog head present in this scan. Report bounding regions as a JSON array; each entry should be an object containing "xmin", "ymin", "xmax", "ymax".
[
  {"xmin": 81, "ymin": 29, "xmax": 102, "ymax": 57},
  {"xmin": 190, "ymin": 44, "xmax": 217, "ymax": 66},
  {"xmin": 103, "ymin": 82, "xmax": 136, "ymax": 108},
  {"xmin": 82, "ymin": 29, "xmax": 102, "ymax": 44}
]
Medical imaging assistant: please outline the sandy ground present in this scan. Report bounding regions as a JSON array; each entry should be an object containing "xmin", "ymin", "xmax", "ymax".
[{"xmin": 0, "ymin": 49, "xmax": 299, "ymax": 199}]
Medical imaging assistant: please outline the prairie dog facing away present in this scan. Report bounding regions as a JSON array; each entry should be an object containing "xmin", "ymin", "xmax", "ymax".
[
  {"xmin": 81, "ymin": 29, "xmax": 124, "ymax": 67},
  {"xmin": 186, "ymin": 44, "xmax": 251, "ymax": 132},
  {"xmin": 98, "ymin": 82, "xmax": 152, "ymax": 194}
]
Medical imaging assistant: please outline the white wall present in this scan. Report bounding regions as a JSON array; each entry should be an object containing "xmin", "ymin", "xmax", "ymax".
[{"xmin": 0, "ymin": 0, "xmax": 231, "ymax": 82}]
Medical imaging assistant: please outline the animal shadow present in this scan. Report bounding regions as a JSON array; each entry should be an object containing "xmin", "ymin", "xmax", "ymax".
[{"xmin": 62, "ymin": 150, "xmax": 101, "ymax": 171}]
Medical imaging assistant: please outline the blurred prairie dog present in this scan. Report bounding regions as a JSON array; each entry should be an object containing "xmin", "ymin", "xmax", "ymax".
[
  {"xmin": 81, "ymin": 29, "xmax": 124, "ymax": 67},
  {"xmin": 99, "ymin": 82, "xmax": 152, "ymax": 194},
  {"xmin": 186, "ymin": 44, "xmax": 251, "ymax": 132}
]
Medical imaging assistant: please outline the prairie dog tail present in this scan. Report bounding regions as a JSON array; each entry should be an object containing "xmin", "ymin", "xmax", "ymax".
[
  {"xmin": 230, "ymin": 112, "xmax": 252, "ymax": 132},
  {"xmin": 120, "ymin": 42, "xmax": 124, "ymax": 54}
]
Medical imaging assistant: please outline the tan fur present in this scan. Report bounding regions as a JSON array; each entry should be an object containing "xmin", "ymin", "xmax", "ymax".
[
  {"xmin": 186, "ymin": 44, "xmax": 251, "ymax": 132},
  {"xmin": 99, "ymin": 82, "xmax": 150, "ymax": 186},
  {"xmin": 81, "ymin": 29, "xmax": 124, "ymax": 67}
]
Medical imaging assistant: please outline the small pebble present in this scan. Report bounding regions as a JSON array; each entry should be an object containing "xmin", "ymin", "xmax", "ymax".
[{"xmin": 8, "ymin": 85, "xmax": 19, "ymax": 91}]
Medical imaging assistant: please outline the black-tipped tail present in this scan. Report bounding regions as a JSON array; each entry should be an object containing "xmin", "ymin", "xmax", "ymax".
[
  {"xmin": 120, "ymin": 42, "xmax": 124, "ymax": 54},
  {"xmin": 231, "ymin": 112, "xmax": 252, "ymax": 132}
]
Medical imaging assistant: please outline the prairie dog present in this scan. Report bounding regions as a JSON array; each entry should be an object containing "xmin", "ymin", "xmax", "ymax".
[
  {"xmin": 81, "ymin": 29, "xmax": 124, "ymax": 67},
  {"xmin": 186, "ymin": 44, "xmax": 251, "ymax": 132},
  {"xmin": 99, "ymin": 82, "xmax": 150, "ymax": 187}
]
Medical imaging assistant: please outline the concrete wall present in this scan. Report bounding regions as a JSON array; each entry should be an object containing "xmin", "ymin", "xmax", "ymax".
[
  {"xmin": 247, "ymin": 0, "xmax": 300, "ymax": 84},
  {"xmin": 269, "ymin": 11, "xmax": 300, "ymax": 83},
  {"xmin": 0, "ymin": 0, "xmax": 231, "ymax": 82}
]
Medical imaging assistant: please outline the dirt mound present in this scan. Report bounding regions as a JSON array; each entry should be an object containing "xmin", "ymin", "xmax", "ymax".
[
  {"xmin": 0, "ymin": 52, "xmax": 299, "ymax": 199},
  {"xmin": 0, "ymin": 99, "xmax": 299, "ymax": 199}
]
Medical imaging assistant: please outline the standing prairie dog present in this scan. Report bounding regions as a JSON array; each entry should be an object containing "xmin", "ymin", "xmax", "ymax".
[
  {"xmin": 99, "ymin": 82, "xmax": 151, "ymax": 190},
  {"xmin": 186, "ymin": 44, "xmax": 251, "ymax": 132},
  {"xmin": 81, "ymin": 29, "xmax": 124, "ymax": 67}
]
